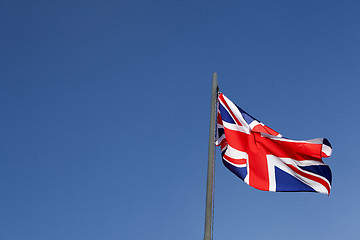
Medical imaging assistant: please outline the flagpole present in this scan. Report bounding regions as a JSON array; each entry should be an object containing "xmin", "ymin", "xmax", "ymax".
[{"xmin": 204, "ymin": 72, "xmax": 218, "ymax": 240}]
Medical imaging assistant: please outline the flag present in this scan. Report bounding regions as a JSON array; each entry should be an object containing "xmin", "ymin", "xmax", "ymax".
[{"xmin": 216, "ymin": 93, "xmax": 332, "ymax": 195}]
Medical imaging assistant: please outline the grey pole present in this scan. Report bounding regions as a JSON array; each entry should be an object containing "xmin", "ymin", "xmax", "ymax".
[{"xmin": 204, "ymin": 72, "xmax": 218, "ymax": 240}]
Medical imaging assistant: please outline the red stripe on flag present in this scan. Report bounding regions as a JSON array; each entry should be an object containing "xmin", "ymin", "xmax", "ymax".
[
  {"xmin": 252, "ymin": 124, "xmax": 280, "ymax": 136},
  {"xmin": 255, "ymin": 134, "xmax": 324, "ymax": 161},
  {"xmin": 223, "ymin": 154, "xmax": 247, "ymax": 165}
]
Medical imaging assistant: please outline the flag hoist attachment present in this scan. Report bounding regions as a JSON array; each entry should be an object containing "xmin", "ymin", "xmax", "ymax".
[{"xmin": 203, "ymin": 72, "xmax": 218, "ymax": 240}]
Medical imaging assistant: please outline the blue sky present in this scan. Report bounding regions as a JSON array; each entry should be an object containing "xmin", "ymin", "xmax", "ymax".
[{"xmin": 1, "ymin": 1, "xmax": 360, "ymax": 239}]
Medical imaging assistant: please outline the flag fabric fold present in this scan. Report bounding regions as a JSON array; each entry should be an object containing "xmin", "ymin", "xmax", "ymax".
[{"xmin": 216, "ymin": 93, "xmax": 332, "ymax": 195}]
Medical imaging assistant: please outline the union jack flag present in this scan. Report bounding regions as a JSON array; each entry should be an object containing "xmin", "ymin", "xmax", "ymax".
[{"xmin": 216, "ymin": 93, "xmax": 332, "ymax": 195}]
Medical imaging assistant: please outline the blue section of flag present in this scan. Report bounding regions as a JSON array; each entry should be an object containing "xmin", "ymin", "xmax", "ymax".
[
  {"xmin": 299, "ymin": 165, "xmax": 332, "ymax": 185},
  {"xmin": 218, "ymin": 128, "xmax": 224, "ymax": 137},
  {"xmin": 275, "ymin": 167, "xmax": 316, "ymax": 192},
  {"xmin": 236, "ymin": 105, "xmax": 256, "ymax": 125},
  {"xmin": 223, "ymin": 160, "xmax": 247, "ymax": 180},
  {"xmin": 219, "ymin": 103, "xmax": 235, "ymax": 124},
  {"xmin": 323, "ymin": 138, "xmax": 332, "ymax": 148}
]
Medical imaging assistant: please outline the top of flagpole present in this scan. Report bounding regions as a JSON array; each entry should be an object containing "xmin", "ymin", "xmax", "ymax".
[{"xmin": 212, "ymin": 72, "xmax": 218, "ymax": 92}]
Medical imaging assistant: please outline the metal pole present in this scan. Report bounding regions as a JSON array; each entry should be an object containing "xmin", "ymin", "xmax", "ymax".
[{"xmin": 204, "ymin": 72, "xmax": 218, "ymax": 240}]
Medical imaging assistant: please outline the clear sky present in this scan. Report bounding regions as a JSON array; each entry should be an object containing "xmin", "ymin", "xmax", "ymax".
[{"xmin": 1, "ymin": 1, "xmax": 360, "ymax": 239}]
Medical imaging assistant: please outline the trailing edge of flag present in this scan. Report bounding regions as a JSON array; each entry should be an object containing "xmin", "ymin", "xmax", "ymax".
[{"xmin": 216, "ymin": 93, "xmax": 332, "ymax": 195}]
